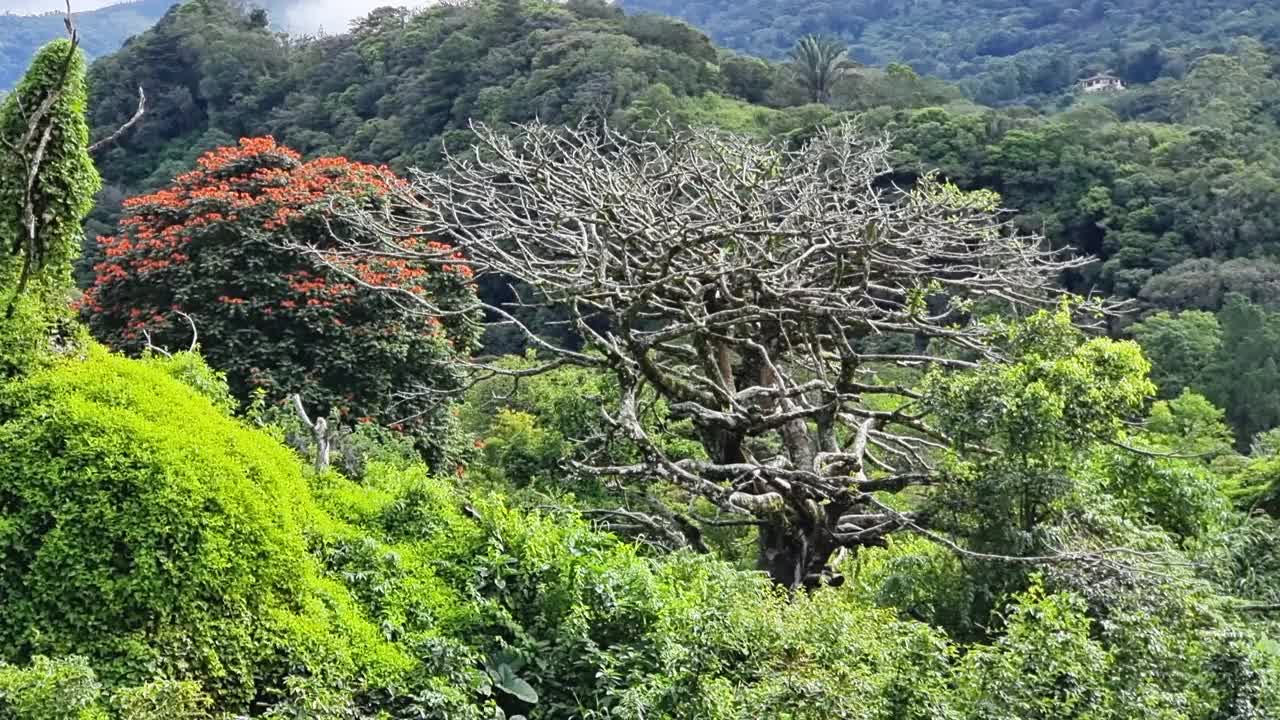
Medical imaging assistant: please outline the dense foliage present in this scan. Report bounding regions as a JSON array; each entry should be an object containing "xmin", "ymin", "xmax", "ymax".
[
  {"xmin": 831, "ymin": 37, "xmax": 1280, "ymax": 444},
  {"xmin": 86, "ymin": 0, "xmax": 725, "ymax": 185},
  {"xmin": 81, "ymin": 136, "xmax": 481, "ymax": 462},
  {"xmin": 2, "ymin": 346, "xmax": 1278, "ymax": 719},
  {"xmin": 0, "ymin": 348, "xmax": 406, "ymax": 707}
]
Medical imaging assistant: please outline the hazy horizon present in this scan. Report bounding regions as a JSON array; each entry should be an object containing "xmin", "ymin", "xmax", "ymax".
[
  {"xmin": 279, "ymin": 0, "xmax": 434, "ymax": 33},
  {"xmin": 1, "ymin": 0, "xmax": 116, "ymax": 12},
  {"xmin": 1, "ymin": 0, "xmax": 436, "ymax": 32}
]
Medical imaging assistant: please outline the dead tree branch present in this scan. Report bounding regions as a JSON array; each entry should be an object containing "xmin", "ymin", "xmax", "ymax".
[
  {"xmin": 89, "ymin": 85, "xmax": 146, "ymax": 154},
  {"xmin": 292, "ymin": 394, "xmax": 332, "ymax": 472}
]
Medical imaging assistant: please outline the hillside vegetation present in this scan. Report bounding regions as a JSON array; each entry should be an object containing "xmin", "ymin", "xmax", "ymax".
[{"xmin": 620, "ymin": 0, "xmax": 1280, "ymax": 105}]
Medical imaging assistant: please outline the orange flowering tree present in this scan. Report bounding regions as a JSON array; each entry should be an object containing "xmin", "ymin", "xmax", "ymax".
[{"xmin": 83, "ymin": 137, "xmax": 482, "ymax": 462}]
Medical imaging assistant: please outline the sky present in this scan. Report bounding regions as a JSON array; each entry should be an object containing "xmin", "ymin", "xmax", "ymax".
[
  {"xmin": 279, "ymin": 0, "xmax": 432, "ymax": 33},
  {"xmin": 1, "ymin": 0, "xmax": 434, "ymax": 32},
  {"xmin": 1, "ymin": 0, "xmax": 117, "ymax": 11}
]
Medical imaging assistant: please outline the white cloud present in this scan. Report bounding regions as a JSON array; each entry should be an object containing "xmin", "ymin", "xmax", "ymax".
[
  {"xmin": 1, "ymin": 0, "xmax": 116, "ymax": 12},
  {"xmin": 279, "ymin": 0, "xmax": 434, "ymax": 34},
  {"xmin": 2, "ymin": 0, "xmax": 435, "ymax": 27}
]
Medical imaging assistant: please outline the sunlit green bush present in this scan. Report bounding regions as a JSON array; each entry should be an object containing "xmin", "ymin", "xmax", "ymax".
[{"xmin": 0, "ymin": 347, "xmax": 410, "ymax": 707}]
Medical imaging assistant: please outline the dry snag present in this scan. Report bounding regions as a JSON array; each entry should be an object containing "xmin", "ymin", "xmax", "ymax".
[{"xmin": 306, "ymin": 120, "xmax": 1101, "ymax": 588}]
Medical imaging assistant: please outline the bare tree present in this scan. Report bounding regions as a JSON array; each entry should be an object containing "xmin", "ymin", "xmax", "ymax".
[{"xmin": 302, "ymin": 121, "xmax": 1101, "ymax": 589}]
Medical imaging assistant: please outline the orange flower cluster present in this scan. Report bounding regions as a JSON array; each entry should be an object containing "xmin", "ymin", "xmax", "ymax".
[
  {"xmin": 286, "ymin": 270, "xmax": 353, "ymax": 298},
  {"xmin": 352, "ymin": 257, "xmax": 429, "ymax": 287},
  {"xmin": 85, "ymin": 137, "xmax": 473, "ymax": 333},
  {"xmin": 422, "ymin": 239, "xmax": 475, "ymax": 280},
  {"xmin": 194, "ymin": 136, "xmax": 301, "ymax": 173}
]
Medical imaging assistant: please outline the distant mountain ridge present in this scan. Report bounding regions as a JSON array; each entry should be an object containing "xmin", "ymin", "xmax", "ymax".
[
  {"xmin": 11, "ymin": 1, "xmax": 1280, "ymax": 102},
  {"xmin": 0, "ymin": 0, "xmax": 299, "ymax": 91},
  {"xmin": 1, "ymin": 0, "xmax": 175, "ymax": 90}
]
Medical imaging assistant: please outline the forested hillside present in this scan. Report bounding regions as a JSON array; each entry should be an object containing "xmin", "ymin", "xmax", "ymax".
[
  {"xmin": 859, "ymin": 36, "xmax": 1280, "ymax": 446},
  {"xmin": 620, "ymin": 0, "xmax": 1280, "ymax": 105},
  {"xmin": 11, "ymin": 0, "xmax": 1280, "ymax": 103},
  {"xmin": 2, "ymin": 1, "xmax": 1280, "ymax": 718},
  {"xmin": 76, "ymin": 0, "xmax": 960, "ymax": 293},
  {"xmin": 0, "ymin": 0, "xmax": 319, "ymax": 92}
]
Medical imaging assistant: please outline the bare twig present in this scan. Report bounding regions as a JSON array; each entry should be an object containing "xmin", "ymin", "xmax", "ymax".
[
  {"xmin": 175, "ymin": 310, "xmax": 198, "ymax": 352},
  {"xmin": 1235, "ymin": 602, "xmax": 1280, "ymax": 613},
  {"xmin": 292, "ymin": 394, "xmax": 332, "ymax": 472},
  {"xmin": 89, "ymin": 85, "xmax": 146, "ymax": 154},
  {"xmin": 140, "ymin": 329, "xmax": 171, "ymax": 357}
]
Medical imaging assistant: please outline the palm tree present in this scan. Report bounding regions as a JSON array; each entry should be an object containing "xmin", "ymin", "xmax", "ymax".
[{"xmin": 789, "ymin": 35, "xmax": 849, "ymax": 103}]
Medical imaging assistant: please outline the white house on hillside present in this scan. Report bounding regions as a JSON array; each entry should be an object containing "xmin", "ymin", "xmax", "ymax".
[{"xmin": 1077, "ymin": 72, "xmax": 1125, "ymax": 93}]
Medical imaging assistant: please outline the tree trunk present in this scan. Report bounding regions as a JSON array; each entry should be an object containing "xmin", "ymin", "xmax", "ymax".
[{"xmin": 757, "ymin": 517, "xmax": 840, "ymax": 590}]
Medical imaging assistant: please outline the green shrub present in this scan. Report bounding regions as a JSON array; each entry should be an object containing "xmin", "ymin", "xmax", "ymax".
[
  {"xmin": 845, "ymin": 534, "xmax": 983, "ymax": 638},
  {"xmin": 956, "ymin": 584, "xmax": 1114, "ymax": 719},
  {"xmin": 461, "ymin": 355, "xmax": 706, "ymax": 491},
  {"xmin": 474, "ymin": 409, "xmax": 569, "ymax": 486},
  {"xmin": 109, "ymin": 680, "xmax": 212, "ymax": 720},
  {"xmin": 0, "ymin": 656, "xmax": 107, "ymax": 720},
  {"xmin": 0, "ymin": 346, "xmax": 409, "ymax": 708}
]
